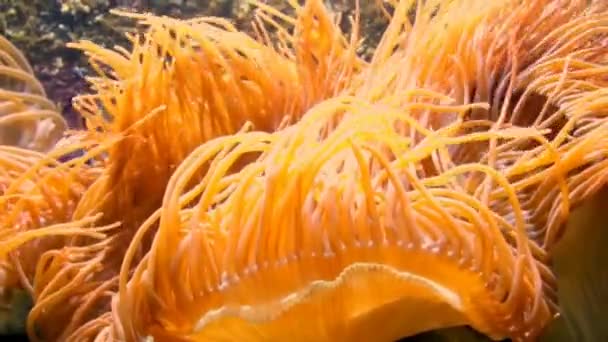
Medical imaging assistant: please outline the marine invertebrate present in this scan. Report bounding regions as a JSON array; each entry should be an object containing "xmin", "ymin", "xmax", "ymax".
[
  {"xmin": 118, "ymin": 95, "xmax": 552, "ymax": 341},
  {"xmin": 66, "ymin": 0, "xmax": 362, "ymax": 231},
  {"xmin": 109, "ymin": 0, "xmax": 608, "ymax": 341},
  {"xmin": 3, "ymin": 0, "xmax": 608, "ymax": 341},
  {"xmin": 5, "ymin": 1, "xmax": 363, "ymax": 340},
  {"xmin": 0, "ymin": 34, "xmax": 69, "ymax": 333},
  {"xmin": 0, "ymin": 137, "xmax": 113, "ymax": 338},
  {"xmin": 0, "ymin": 34, "xmax": 66, "ymax": 151}
]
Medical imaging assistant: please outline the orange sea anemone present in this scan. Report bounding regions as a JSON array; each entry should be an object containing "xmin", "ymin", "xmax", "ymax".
[
  {"xmin": 0, "ymin": 34, "xmax": 70, "ymax": 329},
  {"xmin": 0, "ymin": 34, "xmax": 66, "ymax": 152},
  {"xmin": 118, "ymin": 95, "xmax": 552, "ymax": 341},
  {"xmin": 0, "ymin": 134, "xmax": 117, "ymax": 339},
  {"xmin": 64, "ymin": 0, "xmax": 365, "ymax": 234},
  {"xmin": 3, "ymin": 1, "xmax": 364, "ymax": 340},
  {"xmin": 2, "ymin": 0, "xmax": 608, "ymax": 341},
  {"xmin": 110, "ymin": 0, "xmax": 608, "ymax": 341}
]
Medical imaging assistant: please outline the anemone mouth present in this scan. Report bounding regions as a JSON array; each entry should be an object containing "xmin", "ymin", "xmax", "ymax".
[{"xmin": 185, "ymin": 261, "xmax": 480, "ymax": 342}]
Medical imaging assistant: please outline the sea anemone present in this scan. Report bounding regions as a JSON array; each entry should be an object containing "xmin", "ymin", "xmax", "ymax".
[
  {"xmin": 4, "ymin": 1, "xmax": 364, "ymax": 340},
  {"xmin": 0, "ymin": 34, "xmax": 66, "ymax": 152},
  {"xmin": 0, "ymin": 33, "xmax": 71, "ymax": 333},
  {"xmin": 1, "ymin": 0, "xmax": 608, "ymax": 341},
  {"xmin": 110, "ymin": 0, "xmax": 608, "ymax": 340},
  {"xmin": 118, "ymin": 95, "xmax": 551, "ymax": 341}
]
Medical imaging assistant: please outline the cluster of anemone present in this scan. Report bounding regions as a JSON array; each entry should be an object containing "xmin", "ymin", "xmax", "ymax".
[{"xmin": 0, "ymin": 0, "xmax": 607, "ymax": 341}]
